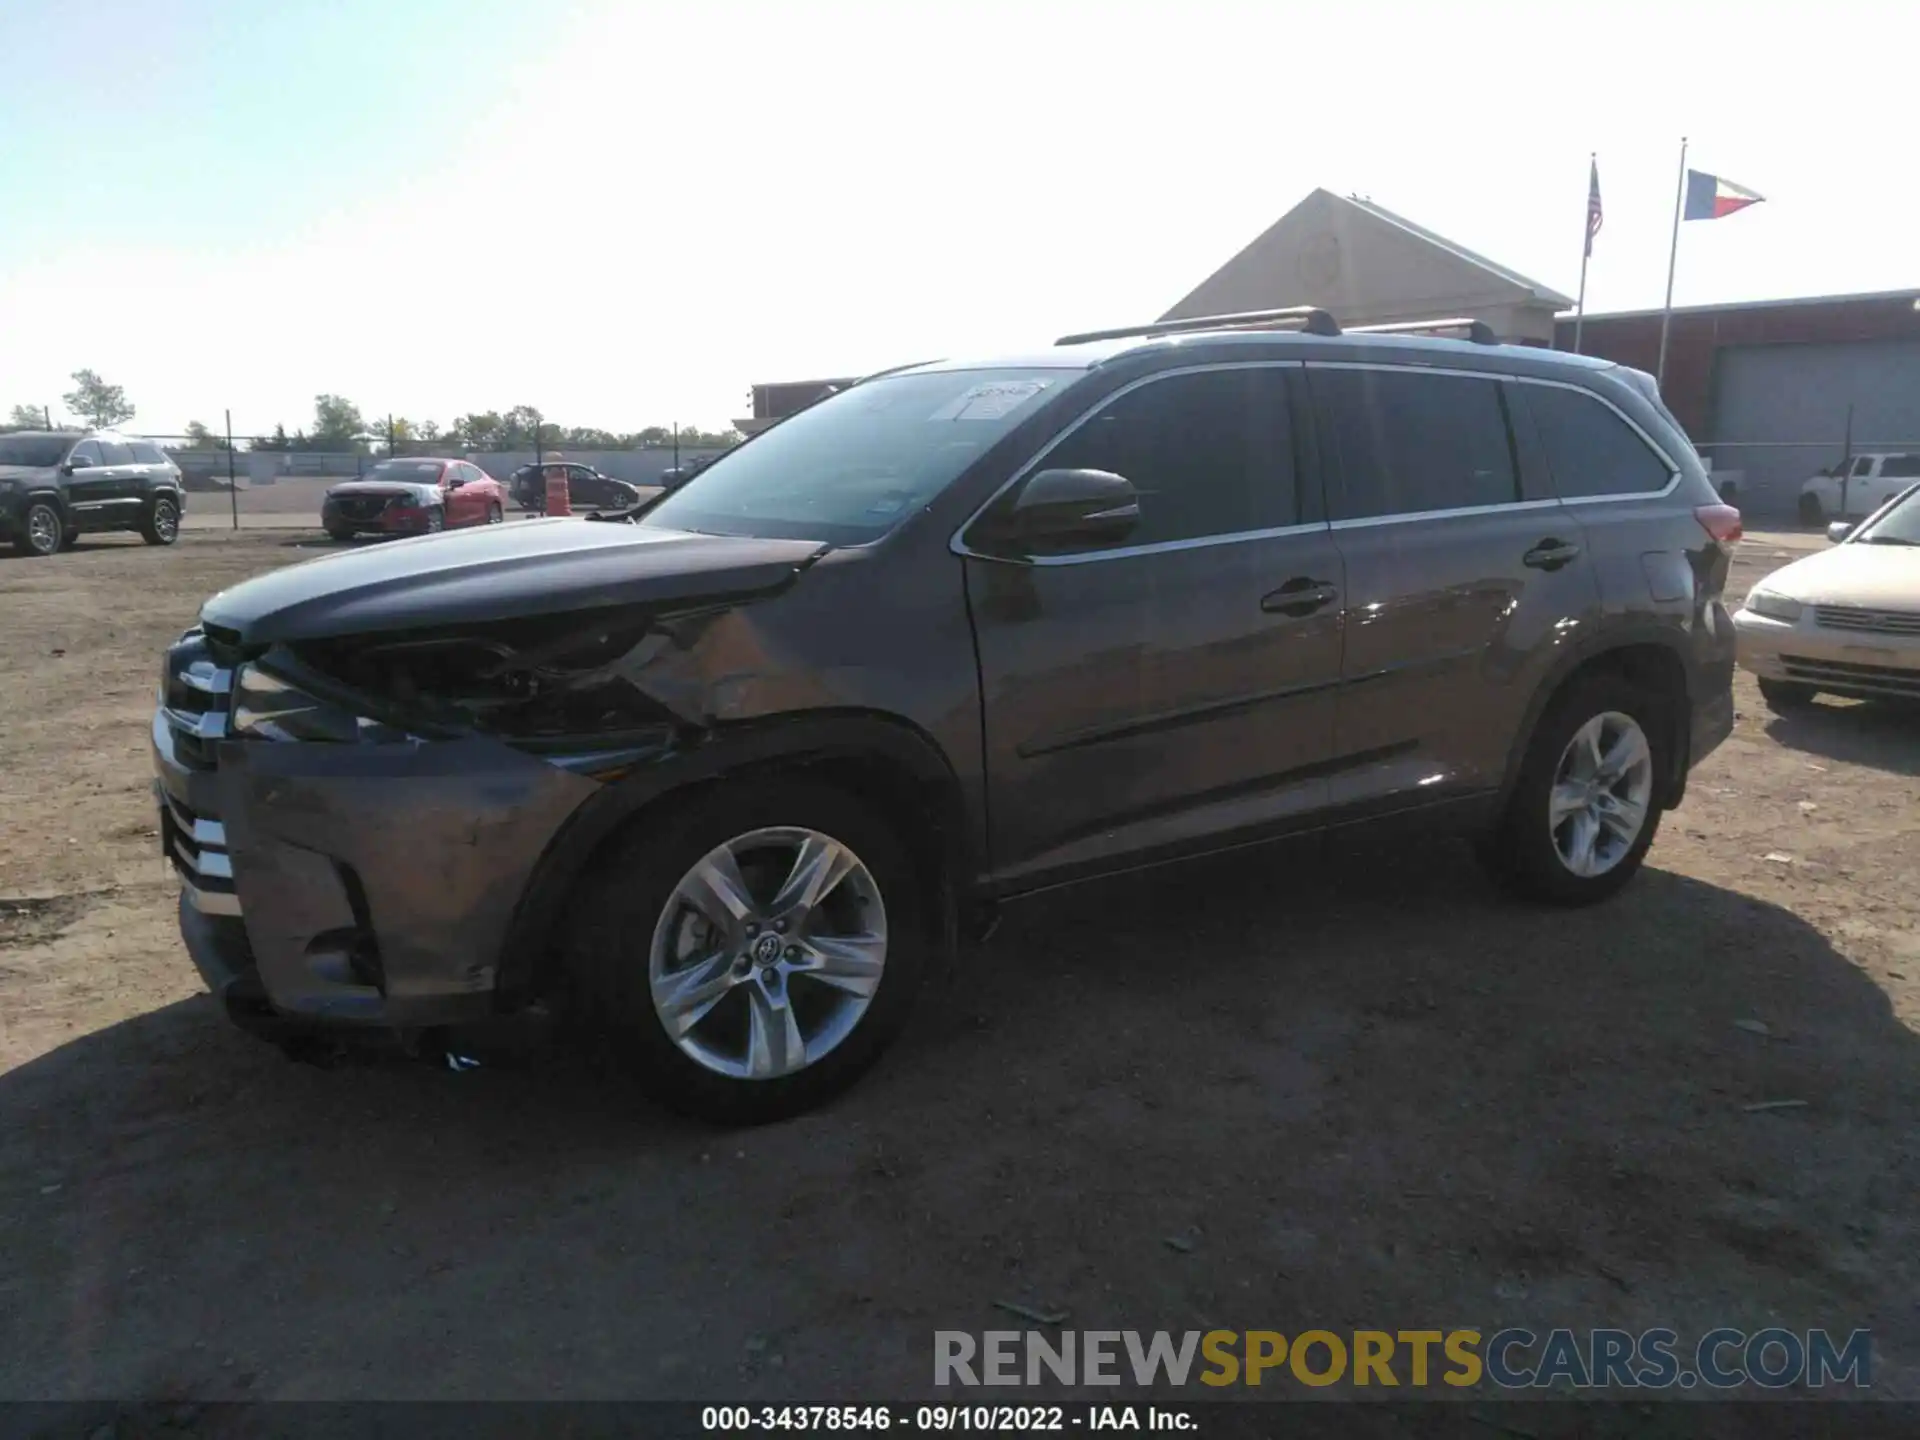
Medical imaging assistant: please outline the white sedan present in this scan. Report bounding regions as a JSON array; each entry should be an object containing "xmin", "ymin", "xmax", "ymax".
[{"xmin": 1735, "ymin": 483, "xmax": 1920, "ymax": 712}]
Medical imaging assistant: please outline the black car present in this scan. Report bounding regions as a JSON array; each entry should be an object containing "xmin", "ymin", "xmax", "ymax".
[
  {"xmin": 0, "ymin": 430, "xmax": 185, "ymax": 555},
  {"xmin": 508, "ymin": 462, "xmax": 641, "ymax": 512},
  {"xmin": 154, "ymin": 307, "xmax": 1738, "ymax": 1125}
]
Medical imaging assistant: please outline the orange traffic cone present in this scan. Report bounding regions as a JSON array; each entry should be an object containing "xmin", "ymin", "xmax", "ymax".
[{"xmin": 543, "ymin": 465, "xmax": 571, "ymax": 517}]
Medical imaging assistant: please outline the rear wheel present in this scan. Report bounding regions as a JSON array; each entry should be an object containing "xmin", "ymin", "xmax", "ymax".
[
  {"xmin": 487, "ymin": 501, "xmax": 504, "ymax": 525},
  {"xmin": 1479, "ymin": 674, "xmax": 1667, "ymax": 906},
  {"xmin": 1757, "ymin": 677, "xmax": 1819, "ymax": 714},
  {"xmin": 563, "ymin": 778, "xmax": 926, "ymax": 1125},
  {"xmin": 140, "ymin": 496, "xmax": 181, "ymax": 546},
  {"xmin": 13, "ymin": 500, "xmax": 64, "ymax": 557},
  {"xmin": 426, "ymin": 507, "xmax": 445, "ymax": 532},
  {"xmin": 1798, "ymin": 492, "xmax": 1826, "ymax": 525}
]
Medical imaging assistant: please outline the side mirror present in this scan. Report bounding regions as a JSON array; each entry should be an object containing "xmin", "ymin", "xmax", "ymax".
[
  {"xmin": 1827, "ymin": 520, "xmax": 1854, "ymax": 544},
  {"xmin": 61, "ymin": 459, "xmax": 83, "ymax": 475},
  {"xmin": 1007, "ymin": 468, "xmax": 1140, "ymax": 548}
]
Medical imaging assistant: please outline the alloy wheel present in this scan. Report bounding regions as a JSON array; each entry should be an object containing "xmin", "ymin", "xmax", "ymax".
[
  {"xmin": 26, "ymin": 503, "xmax": 61, "ymax": 555},
  {"xmin": 648, "ymin": 826, "xmax": 888, "ymax": 1081},
  {"xmin": 153, "ymin": 500, "xmax": 179, "ymax": 541},
  {"xmin": 1549, "ymin": 711, "xmax": 1654, "ymax": 878}
]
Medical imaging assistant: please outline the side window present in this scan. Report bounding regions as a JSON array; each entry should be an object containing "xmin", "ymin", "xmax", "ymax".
[
  {"xmin": 1522, "ymin": 383, "xmax": 1675, "ymax": 499},
  {"xmin": 129, "ymin": 441, "xmax": 169, "ymax": 465},
  {"xmin": 1031, "ymin": 366, "xmax": 1295, "ymax": 546},
  {"xmin": 68, "ymin": 440, "xmax": 104, "ymax": 468},
  {"xmin": 1851, "ymin": 456, "xmax": 1876, "ymax": 478},
  {"xmin": 1881, "ymin": 455, "xmax": 1920, "ymax": 479},
  {"xmin": 99, "ymin": 439, "xmax": 134, "ymax": 465},
  {"xmin": 1310, "ymin": 368, "xmax": 1517, "ymax": 519}
]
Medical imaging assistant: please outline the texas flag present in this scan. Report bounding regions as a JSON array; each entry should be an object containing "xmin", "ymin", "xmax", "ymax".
[{"xmin": 1683, "ymin": 170, "xmax": 1764, "ymax": 221}]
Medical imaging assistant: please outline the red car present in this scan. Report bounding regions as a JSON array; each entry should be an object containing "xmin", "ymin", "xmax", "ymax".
[{"xmin": 320, "ymin": 458, "xmax": 507, "ymax": 540}]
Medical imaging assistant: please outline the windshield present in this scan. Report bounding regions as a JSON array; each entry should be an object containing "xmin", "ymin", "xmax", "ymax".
[
  {"xmin": 0, "ymin": 435, "xmax": 71, "ymax": 467},
  {"xmin": 1853, "ymin": 485, "xmax": 1920, "ymax": 546},
  {"xmin": 639, "ymin": 368, "xmax": 1070, "ymax": 543},
  {"xmin": 360, "ymin": 460, "xmax": 444, "ymax": 483}
]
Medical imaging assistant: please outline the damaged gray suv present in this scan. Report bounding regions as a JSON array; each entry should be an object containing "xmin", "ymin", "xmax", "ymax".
[{"xmin": 154, "ymin": 307, "xmax": 1740, "ymax": 1124}]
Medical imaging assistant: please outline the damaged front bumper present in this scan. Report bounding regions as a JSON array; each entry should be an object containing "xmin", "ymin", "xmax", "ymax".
[{"xmin": 154, "ymin": 694, "xmax": 600, "ymax": 1036}]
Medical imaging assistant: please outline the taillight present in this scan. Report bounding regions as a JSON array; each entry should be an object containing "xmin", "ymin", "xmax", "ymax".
[{"xmin": 1694, "ymin": 503, "xmax": 1742, "ymax": 546}]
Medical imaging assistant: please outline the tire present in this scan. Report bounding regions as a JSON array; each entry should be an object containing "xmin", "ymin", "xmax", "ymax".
[
  {"xmin": 562, "ymin": 777, "xmax": 927, "ymax": 1125},
  {"xmin": 1478, "ymin": 673, "xmax": 1669, "ymax": 906},
  {"xmin": 1757, "ymin": 677, "xmax": 1818, "ymax": 714},
  {"xmin": 140, "ymin": 495, "xmax": 181, "ymax": 546},
  {"xmin": 487, "ymin": 502, "xmax": 503, "ymax": 525},
  {"xmin": 426, "ymin": 508, "xmax": 445, "ymax": 533},
  {"xmin": 12, "ymin": 499, "xmax": 64, "ymax": 558},
  {"xmin": 1798, "ymin": 492, "xmax": 1826, "ymax": 525}
]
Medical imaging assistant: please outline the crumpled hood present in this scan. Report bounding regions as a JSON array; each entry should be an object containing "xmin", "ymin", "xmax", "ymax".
[
  {"xmin": 325, "ymin": 481, "xmax": 431, "ymax": 500},
  {"xmin": 201, "ymin": 518, "xmax": 831, "ymax": 646},
  {"xmin": 1760, "ymin": 542, "xmax": 1920, "ymax": 607}
]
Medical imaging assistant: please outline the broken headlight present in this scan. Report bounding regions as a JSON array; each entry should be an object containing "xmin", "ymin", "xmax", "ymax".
[{"xmin": 231, "ymin": 663, "xmax": 383, "ymax": 743}]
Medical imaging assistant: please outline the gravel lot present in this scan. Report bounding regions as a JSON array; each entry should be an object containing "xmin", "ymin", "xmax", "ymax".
[{"xmin": 1, "ymin": 527, "xmax": 1915, "ymax": 1408}]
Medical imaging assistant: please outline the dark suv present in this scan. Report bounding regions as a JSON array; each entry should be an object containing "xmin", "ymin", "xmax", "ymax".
[
  {"xmin": 152, "ymin": 308, "xmax": 1738, "ymax": 1124},
  {"xmin": 0, "ymin": 430, "xmax": 185, "ymax": 555},
  {"xmin": 509, "ymin": 461, "xmax": 641, "ymax": 512}
]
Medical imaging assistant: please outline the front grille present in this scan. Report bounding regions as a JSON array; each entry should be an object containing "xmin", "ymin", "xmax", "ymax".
[
  {"xmin": 1813, "ymin": 603, "xmax": 1920, "ymax": 636},
  {"xmin": 334, "ymin": 496, "xmax": 393, "ymax": 522},
  {"xmin": 160, "ymin": 629, "xmax": 241, "ymax": 913},
  {"xmin": 1782, "ymin": 655, "xmax": 1920, "ymax": 698}
]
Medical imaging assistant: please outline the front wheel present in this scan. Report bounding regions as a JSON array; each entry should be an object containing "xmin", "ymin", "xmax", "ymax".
[
  {"xmin": 141, "ymin": 496, "xmax": 181, "ymax": 546},
  {"xmin": 1757, "ymin": 677, "xmax": 1819, "ymax": 714},
  {"xmin": 563, "ymin": 778, "xmax": 926, "ymax": 1125},
  {"xmin": 1478, "ymin": 674, "xmax": 1667, "ymax": 906},
  {"xmin": 1798, "ymin": 492, "xmax": 1826, "ymax": 525},
  {"xmin": 425, "ymin": 507, "xmax": 445, "ymax": 533},
  {"xmin": 13, "ymin": 500, "xmax": 64, "ymax": 557},
  {"xmin": 487, "ymin": 501, "xmax": 504, "ymax": 525}
]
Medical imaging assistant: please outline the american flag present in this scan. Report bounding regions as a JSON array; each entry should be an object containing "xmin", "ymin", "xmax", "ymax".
[{"xmin": 1585, "ymin": 157, "xmax": 1604, "ymax": 257}]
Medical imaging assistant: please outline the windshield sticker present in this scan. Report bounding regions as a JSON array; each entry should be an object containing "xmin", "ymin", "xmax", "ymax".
[{"xmin": 928, "ymin": 379, "xmax": 1055, "ymax": 422}]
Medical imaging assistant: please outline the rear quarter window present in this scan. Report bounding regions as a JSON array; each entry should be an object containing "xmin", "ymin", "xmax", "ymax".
[
  {"xmin": 128, "ymin": 442, "xmax": 171, "ymax": 465},
  {"xmin": 1522, "ymin": 383, "xmax": 1675, "ymax": 499}
]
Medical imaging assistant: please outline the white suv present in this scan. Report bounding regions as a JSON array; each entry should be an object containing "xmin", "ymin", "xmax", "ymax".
[{"xmin": 1799, "ymin": 453, "xmax": 1920, "ymax": 524}]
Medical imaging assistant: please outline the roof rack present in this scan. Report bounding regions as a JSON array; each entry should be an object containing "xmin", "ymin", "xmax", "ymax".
[
  {"xmin": 1345, "ymin": 317, "xmax": 1499, "ymax": 345},
  {"xmin": 1054, "ymin": 306, "xmax": 1341, "ymax": 346}
]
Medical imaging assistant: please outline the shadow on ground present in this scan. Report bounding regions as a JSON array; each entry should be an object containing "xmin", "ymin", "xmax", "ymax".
[
  {"xmin": 1764, "ymin": 698, "xmax": 1920, "ymax": 777},
  {"xmin": 2, "ymin": 840, "xmax": 1915, "ymax": 1406}
]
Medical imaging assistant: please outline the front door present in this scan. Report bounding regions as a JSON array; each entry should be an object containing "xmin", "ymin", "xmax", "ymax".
[
  {"xmin": 963, "ymin": 362, "xmax": 1345, "ymax": 890},
  {"xmin": 61, "ymin": 439, "xmax": 117, "ymax": 528},
  {"xmin": 1304, "ymin": 363, "xmax": 1602, "ymax": 815}
]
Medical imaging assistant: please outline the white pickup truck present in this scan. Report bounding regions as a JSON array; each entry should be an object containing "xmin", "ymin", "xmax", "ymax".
[{"xmin": 1799, "ymin": 452, "xmax": 1920, "ymax": 523}]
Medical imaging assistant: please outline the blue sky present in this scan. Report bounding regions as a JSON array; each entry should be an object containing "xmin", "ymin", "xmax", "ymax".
[{"xmin": 2, "ymin": 0, "xmax": 1914, "ymax": 438}]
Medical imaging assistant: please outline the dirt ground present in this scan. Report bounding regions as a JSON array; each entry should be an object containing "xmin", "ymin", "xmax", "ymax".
[{"xmin": 1, "ymin": 527, "xmax": 1916, "ymax": 1407}]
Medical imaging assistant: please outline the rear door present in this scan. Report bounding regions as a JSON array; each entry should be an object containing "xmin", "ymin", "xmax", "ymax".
[
  {"xmin": 1307, "ymin": 362, "xmax": 1601, "ymax": 815},
  {"xmin": 962, "ymin": 362, "xmax": 1346, "ymax": 889}
]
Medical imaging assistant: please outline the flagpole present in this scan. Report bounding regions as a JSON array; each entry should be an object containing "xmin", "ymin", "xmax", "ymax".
[
  {"xmin": 1656, "ymin": 136, "xmax": 1688, "ymax": 390},
  {"xmin": 1573, "ymin": 151, "xmax": 1594, "ymax": 354}
]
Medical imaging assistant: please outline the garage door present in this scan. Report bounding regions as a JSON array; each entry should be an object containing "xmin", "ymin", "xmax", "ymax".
[{"xmin": 1707, "ymin": 339, "xmax": 1920, "ymax": 519}]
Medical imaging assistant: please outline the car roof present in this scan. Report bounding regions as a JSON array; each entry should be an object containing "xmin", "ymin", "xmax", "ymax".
[{"xmin": 885, "ymin": 327, "xmax": 1623, "ymax": 384}]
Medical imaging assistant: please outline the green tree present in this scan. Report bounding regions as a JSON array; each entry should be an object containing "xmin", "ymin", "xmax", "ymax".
[
  {"xmin": 62, "ymin": 370, "xmax": 135, "ymax": 428},
  {"xmin": 183, "ymin": 419, "xmax": 230, "ymax": 450},
  {"xmin": 311, "ymin": 394, "xmax": 367, "ymax": 450},
  {"xmin": 5, "ymin": 404, "xmax": 47, "ymax": 430},
  {"xmin": 253, "ymin": 424, "xmax": 292, "ymax": 452}
]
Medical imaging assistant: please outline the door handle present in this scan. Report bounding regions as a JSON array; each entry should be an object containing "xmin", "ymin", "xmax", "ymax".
[
  {"xmin": 1522, "ymin": 539, "xmax": 1582, "ymax": 571},
  {"xmin": 1261, "ymin": 577, "xmax": 1339, "ymax": 617}
]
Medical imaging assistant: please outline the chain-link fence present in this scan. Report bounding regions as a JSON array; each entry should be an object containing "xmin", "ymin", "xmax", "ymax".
[{"xmin": 100, "ymin": 427, "xmax": 738, "ymax": 530}]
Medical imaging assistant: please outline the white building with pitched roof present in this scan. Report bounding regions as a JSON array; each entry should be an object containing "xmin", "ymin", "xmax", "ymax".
[{"xmin": 1162, "ymin": 189, "xmax": 1572, "ymax": 345}]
